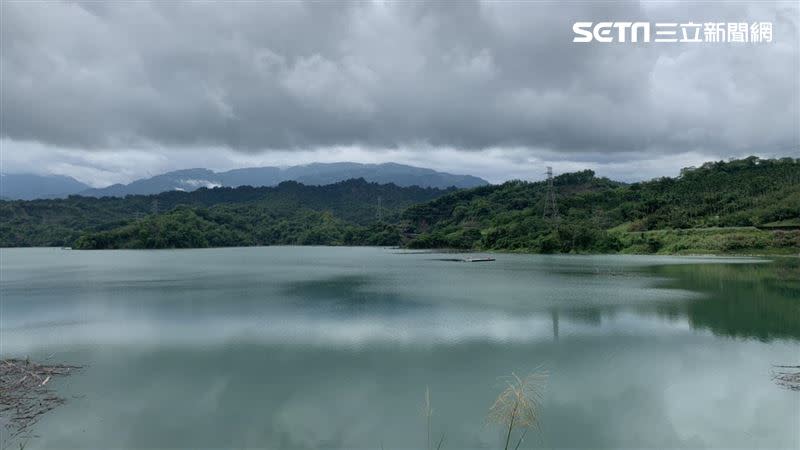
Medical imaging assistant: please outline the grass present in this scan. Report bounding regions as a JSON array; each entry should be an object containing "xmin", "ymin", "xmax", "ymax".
[
  {"xmin": 487, "ymin": 371, "xmax": 548, "ymax": 450},
  {"xmin": 414, "ymin": 370, "xmax": 548, "ymax": 450},
  {"xmin": 761, "ymin": 218, "xmax": 800, "ymax": 227},
  {"xmin": 421, "ymin": 386, "xmax": 445, "ymax": 450},
  {"xmin": 617, "ymin": 227, "xmax": 800, "ymax": 256}
]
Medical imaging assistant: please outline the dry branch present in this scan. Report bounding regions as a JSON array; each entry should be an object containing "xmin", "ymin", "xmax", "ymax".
[
  {"xmin": 772, "ymin": 365, "xmax": 800, "ymax": 391},
  {"xmin": 0, "ymin": 358, "xmax": 81, "ymax": 447}
]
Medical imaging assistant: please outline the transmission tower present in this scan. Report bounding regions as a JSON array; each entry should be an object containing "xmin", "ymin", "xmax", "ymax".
[
  {"xmin": 376, "ymin": 196, "xmax": 382, "ymax": 222},
  {"xmin": 151, "ymin": 199, "xmax": 159, "ymax": 215},
  {"xmin": 543, "ymin": 166, "xmax": 559, "ymax": 220}
]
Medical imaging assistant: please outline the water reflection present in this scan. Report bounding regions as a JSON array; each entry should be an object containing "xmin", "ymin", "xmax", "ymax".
[
  {"xmin": 1, "ymin": 248, "xmax": 798, "ymax": 449},
  {"xmin": 25, "ymin": 337, "xmax": 799, "ymax": 449},
  {"xmin": 282, "ymin": 274, "xmax": 425, "ymax": 312},
  {"xmin": 649, "ymin": 259, "xmax": 800, "ymax": 341}
]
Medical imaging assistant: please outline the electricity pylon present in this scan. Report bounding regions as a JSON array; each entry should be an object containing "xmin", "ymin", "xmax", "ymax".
[{"xmin": 543, "ymin": 167, "xmax": 559, "ymax": 221}]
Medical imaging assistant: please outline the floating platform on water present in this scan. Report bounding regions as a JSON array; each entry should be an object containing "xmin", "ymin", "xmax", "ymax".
[{"xmin": 433, "ymin": 256, "xmax": 496, "ymax": 262}]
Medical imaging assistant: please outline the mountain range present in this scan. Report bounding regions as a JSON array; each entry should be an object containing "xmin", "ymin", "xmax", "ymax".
[
  {"xmin": 0, "ymin": 163, "xmax": 488, "ymax": 200},
  {"xmin": 0, "ymin": 173, "xmax": 90, "ymax": 200}
]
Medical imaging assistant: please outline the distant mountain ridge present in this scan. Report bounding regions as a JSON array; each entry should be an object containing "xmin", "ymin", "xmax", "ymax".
[
  {"xmin": 78, "ymin": 162, "xmax": 489, "ymax": 197},
  {"xmin": 0, "ymin": 173, "xmax": 90, "ymax": 200}
]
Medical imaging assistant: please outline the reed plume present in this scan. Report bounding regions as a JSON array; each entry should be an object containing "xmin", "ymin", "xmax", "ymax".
[{"xmin": 487, "ymin": 370, "xmax": 547, "ymax": 450}]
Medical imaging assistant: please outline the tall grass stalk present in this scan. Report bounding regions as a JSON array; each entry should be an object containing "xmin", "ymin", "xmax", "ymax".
[
  {"xmin": 423, "ymin": 386, "xmax": 432, "ymax": 450},
  {"xmin": 487, "ymin": 371, "xmax": 547, "ymax": 450},
  {"xmin": 420, "ymin": 386, "xmax": 446, "ymax": 450}
]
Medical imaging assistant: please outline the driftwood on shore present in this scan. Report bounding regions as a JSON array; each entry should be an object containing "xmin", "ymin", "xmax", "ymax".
[
  {"xmin": 0, "ymin": 358, "xmax": 81, "ymax": 445},
  {"xmin": 772, "ymin": 365, "xmax": 800, "ymax": 391}
]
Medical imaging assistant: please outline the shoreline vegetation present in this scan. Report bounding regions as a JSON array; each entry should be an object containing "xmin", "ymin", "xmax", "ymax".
[{"xmin": 2, "ymin": 156, "xmax": 798, "ymax": 254}]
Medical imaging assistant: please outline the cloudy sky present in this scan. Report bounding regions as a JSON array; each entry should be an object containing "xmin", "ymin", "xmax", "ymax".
[{"xmin": 1, "ymin": 1, "xmax": 797, "ymax": 186}]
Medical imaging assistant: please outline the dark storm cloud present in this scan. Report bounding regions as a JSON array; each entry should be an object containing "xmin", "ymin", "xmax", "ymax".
[{"xmin": 1, "ymin": 1, "xmax": 798, "ymax": 155}]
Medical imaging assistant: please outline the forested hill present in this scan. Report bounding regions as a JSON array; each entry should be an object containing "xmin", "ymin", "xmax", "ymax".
[
  {"xmin": 401, "ymin": 156, "xmax": 800, "ymax": 253},
  {"xmin": 0, "ymin": 179, "xmax": 451, "ymax": 247},
  {"xmin": 2, "ymin": 156, "xmax": 798, "ymax": 254}
]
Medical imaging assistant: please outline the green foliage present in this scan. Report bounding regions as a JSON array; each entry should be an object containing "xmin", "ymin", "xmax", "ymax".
[
  {"xmin": 1, "ymin": 179, "xmax": 448, "ymax": 249},
  {"xmin": 403, "ymin": 156, "xmax": 800, "ymax": 254},
  {"xmin": 2, "ymin": 157, "xmax": 799, "ymax": 254},
  {"xmin": 618, "ymin": 228, "xmax": 800, "ymax": 255}
]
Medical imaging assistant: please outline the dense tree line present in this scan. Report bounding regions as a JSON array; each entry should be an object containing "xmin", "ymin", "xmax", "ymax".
[
  {"xmin": 2, "ymin": 157, "xmax": 798, "ymax": 253},
  {"xmin": 401, "ymin": 157, "xmax": 800, "ymax": 254},
  {"xmin": 0, "ymin": 179, "xmax": 449, "ymax": 247},
  {"xmin": 73, "ymin": 206, "xmax": 404, "ymax": 249}
]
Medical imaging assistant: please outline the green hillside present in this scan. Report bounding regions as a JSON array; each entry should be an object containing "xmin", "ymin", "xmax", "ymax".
[
  {"xmin": 0, "ymin": 179, "xmax": 450, "ymax": 248},
  {"xmin": 2, "ymin": 156, "xmax": 798, "ymax": 254},
  {"xmin": 401, "ymin": 156, "xmax": 800, "ymax": 254}
]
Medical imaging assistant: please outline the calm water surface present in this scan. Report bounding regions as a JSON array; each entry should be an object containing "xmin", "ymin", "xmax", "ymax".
[{"xmin": 1, "ymin": 247, "xmax": 798, "ymax": 449}]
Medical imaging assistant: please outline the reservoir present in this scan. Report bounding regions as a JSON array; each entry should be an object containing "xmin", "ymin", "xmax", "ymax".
[{"xmin": 1, "ymin": 247, "xmax": 797, "ymax": 449}]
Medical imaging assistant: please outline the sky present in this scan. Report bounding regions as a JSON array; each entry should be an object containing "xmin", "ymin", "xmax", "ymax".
[{"xmin": 1, "ymin": 1, "xmax": 798, "ymax": 187}]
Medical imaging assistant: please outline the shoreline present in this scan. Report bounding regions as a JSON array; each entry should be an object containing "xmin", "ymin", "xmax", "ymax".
[{"xmin": 3, "ymin": 244, "xmax": 797, "ymax": 259}]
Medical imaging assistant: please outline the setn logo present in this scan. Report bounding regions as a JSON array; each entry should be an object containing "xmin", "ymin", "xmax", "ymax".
[
  {"xmin": 573, "ymin": 21, "xmax": 773, "ymax": 44},
  {"xmin": 572, "ymin": 22, "xmax": 651, "ymax": 43}
]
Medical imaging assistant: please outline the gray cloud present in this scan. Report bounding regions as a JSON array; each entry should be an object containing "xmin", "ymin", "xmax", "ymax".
[{"xmin": 1, "ymin": 1, "xmax": 798, "ymax": 180}]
